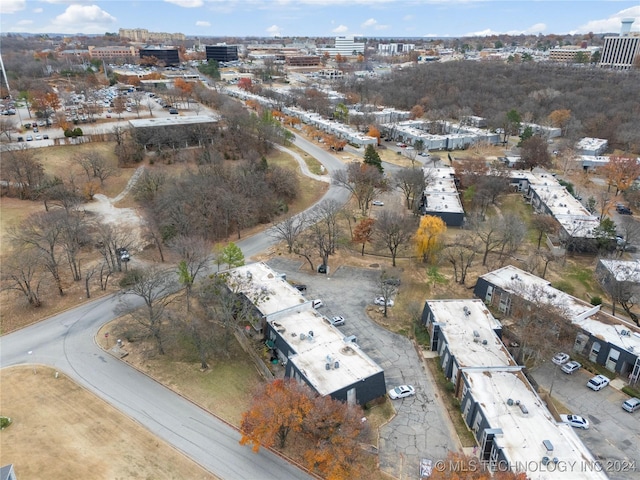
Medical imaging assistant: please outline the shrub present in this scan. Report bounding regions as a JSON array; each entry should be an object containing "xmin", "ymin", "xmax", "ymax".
[
  {"xmin": 622, "ymin": 386, "xmax": 640, "ymax": 398},
  {"xmin": 0, "ymin": 416, "xmax": 12, "ymax": 429},
  {"xmin": 590, "ymin": 296, "xmax": 603, "ymax": 306},
  {"xmin": 118, "ymin": 269, "xmax": 143, "ymax": 288}
]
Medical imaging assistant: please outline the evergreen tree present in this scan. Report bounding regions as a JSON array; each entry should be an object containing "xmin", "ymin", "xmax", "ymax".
[{"xmin": 363, "ymin": 144, "xmax": 383, "ymax": 174}]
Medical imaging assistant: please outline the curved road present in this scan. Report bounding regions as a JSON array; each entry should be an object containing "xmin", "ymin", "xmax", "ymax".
[{"xmin": 0, "ymin": 135, "xmax": 350, "ymax": 480}]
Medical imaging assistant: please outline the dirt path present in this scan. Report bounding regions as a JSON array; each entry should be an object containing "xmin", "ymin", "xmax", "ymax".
[{"xmin": 83, "ymin": 166, "xmax": 146, "ymax": 248}]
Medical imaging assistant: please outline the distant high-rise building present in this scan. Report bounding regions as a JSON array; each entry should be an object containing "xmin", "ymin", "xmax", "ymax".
[
  {"xmin": 205, "ymin": 44, "xmax": 239, "ymax": 63},
  {"xmin": 599, "ymin": 19, "xmax": 640, "ymax": 70},
  {"xmin": 119, "ymin": 28, "xmax": 185, "ymax": 43},
  {"xmin": 317, "ymin": 36, "xmax": 365, "ymax": 57},
  {"xmin": 139, "ymin": 46, "xmax": 180, "ymax": 66}
]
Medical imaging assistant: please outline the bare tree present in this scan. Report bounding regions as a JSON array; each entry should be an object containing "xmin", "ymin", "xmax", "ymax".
[
  {"xmin": 598, "ymin": 262, "xmax": 640, "ymax": 324},
  {"xmin": 59, "ymin": 210, "xmax": 90, "ymax": 282},
  {"xmin": 270, "ymin": 213, "xmax": 307, "ymax": 254},
  {"xmin": 95, "ymin": 221, "xmax": 136, "ymax": 273},
  {"xmin": 378, "ymin": 270, "xmax": 399, "ymax": 318},
  {"xmin": 0, "ymin": 116, "xmax": 16, "ymax": 142},
  {"xmin": 374, "ymin": 210, "xmax": 415, "ymax": 267},
  {"xmin": 74, "ymin": 151, "xmax": 118, "ymax": 186},
  {"xmin": 471, "ymin": 215, "xmax": 508, "ymax": 267},
  {"xmin": 531, "ymin": 214, "xmax": 559, "ymax": 250},
  {"xmin": 443, "ymin": 233, "xmax": 479, "ymax": 285},
  {"xmin": 332, "ymin": 163, "xmax": 386, "ymax": 216},
  {"xmin": 10, "ymin": 211, "xmax": 65, "ymax": 296},
  {"xmin": 0, "ymin": 247, "xmax": 45, "ymax": 307},
  {"xmin": 395, "ymin": 167, "xmax": 428, "ymax": 211},
  {"xmin": 497, "ymin": 213, "xmax": 527, "ymax": 262},
  {"xmin": 170, "ymin": 235, "xmax": 212, "ymax": 311},
  {"xmin": 308, "ymin": 200, "xmax": 342, "ymax": 269},
  {"xmin": 118, "ymin": 266, "xmax": 177, "ymax": 355},
  {"xmin": 616, "ymin": 217, "xmax": 640, "ymax": 257},
  {"xmin": 3, "ymin": 145, "xmax": 45, "ymax": 199}
]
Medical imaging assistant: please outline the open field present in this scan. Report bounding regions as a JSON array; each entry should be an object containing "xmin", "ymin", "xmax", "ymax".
[{"xmin": 0, "ymin": 366, "xmax": 217, "ymax": 480}]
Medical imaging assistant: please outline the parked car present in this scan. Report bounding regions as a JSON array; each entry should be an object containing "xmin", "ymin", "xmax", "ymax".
[
  {"xmin": 587, "ymin": 374, "xmax": 610, "ymax": 391},
  {"xmin": 26, "ymin": 135, "xmax": 33, "ymax": 141},
  {"xmin": 35, "ymin": 135, "xmax": 42, "ymax": 140},
  {"xmin": 329, "ymin": 316, "xmax": 345, "ymax": 326},
  {"xmin": 622, "ymin": 397, "xmax": 640, "ymax": 413},
  {"xmin": 17, "ymin": 136, "xmax": 24, "ymax": 142},
  {"xmin": 372, "ymin": 200, "xmax": 384, "ymax": 206},
  {"xmin": 561, "ymin": 361, "xmax": 581, "ymax": 374},
  {"xmin": 169, "ymin": 108, "xmax": 179, "ymax": 114},
  {"xmin": 388, "ymin": 385, "xmax": 415, "ymax": 399},
  {"xmin": 616, "ymin": 204, "xmax": 633, "ymax": 215},
  {"xmin": 552, "ymin": 352, "xmax": 570, "ymax": 365},
  {"xmin": 560, "ymin": 414, "xmax": 590, "ymax": 429},
  {"xmin": 374, "ymin": 296, "xmax": 394, "ymax": 307},
  {"xmin": 292, "ymin": 284, "xmax": 307, "ymax": 293},
  {"xmin": 312, "ymin": 299, "xmax": 324, "ymax": 309},
  {"xmin": 42, "ymin": 134, "xmax": 49, "ymax": 140}
]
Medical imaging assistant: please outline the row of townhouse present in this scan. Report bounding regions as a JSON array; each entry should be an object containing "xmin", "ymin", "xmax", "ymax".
[
  {"xmin": 224, "ymin": 263, "xmax": 386, "ymax": 405},
  {"xmin": 474, "ymin": 265, "xmax": 640, "ymax": 382},
  {"xmin": 224, "ymin": 86, "xmax": 378, "ymax": 147},
  {"xmin": 382, "ymin": 120, "xmax": 501, "ymax": 151},
  {"xmin": 421, "ymin": 298, "xmax": 608, "ymax": 478}
]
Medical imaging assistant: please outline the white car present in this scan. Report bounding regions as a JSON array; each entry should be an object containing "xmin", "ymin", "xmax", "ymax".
[
  {"xmin": 374, "ymin": 296, "xmax": 394, "ymax": 307},
  {"xmin": 561, "ymin": 361, "xmax": 581, "ymax": 374},
  {"xmin": 622, "ymin": 397, "xmax": 640, "ymax": 413},
  {"xmin": 388, "ymin": 385, "xmax": 415, "ymax": 400},
  {"xmin": 587, "ymin": 374, "xmax": 610, "ymax": 391},
  {"xmin": 329, "ymin": 316, "xmax": 345, "ymax": 326},
  {"xmin": 560, "ymin": 414, "xmax": 589, "ymax": 429},
  {"xmin": 552, "ymin": 352, "xmax": 570, "ymax": 365},
  {"xmin": 372, "ymin": 200, "xmax": 384, "ymax": 206}
]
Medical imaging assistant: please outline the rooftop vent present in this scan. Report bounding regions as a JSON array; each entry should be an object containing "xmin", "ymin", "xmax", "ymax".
[
  {"xmin": 464, "ymin": 306, "xmax": 471, "ymax": 316},
  {"xmin": 473, "ymin": 330, "xmax": 480, "ymax": 337}
]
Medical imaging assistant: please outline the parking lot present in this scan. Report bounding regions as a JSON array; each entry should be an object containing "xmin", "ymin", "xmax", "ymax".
[
  {"xmin": 532, "ymin": 361, "xmax": 640, "ymax": 479},
  {"xmin": 266, "ymin": 258, "xmax": 459, "ymax": 480}
]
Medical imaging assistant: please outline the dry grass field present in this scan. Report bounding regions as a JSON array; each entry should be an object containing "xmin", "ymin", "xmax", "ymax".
[{"xmin": 0, "ymin": 366, "xmax": 217, "ymax": 480}]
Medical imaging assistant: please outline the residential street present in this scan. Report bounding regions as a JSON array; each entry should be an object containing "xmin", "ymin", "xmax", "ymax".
[{"xmin": 0, "ymin": 135, "xmax": 351, "ymax": 480}]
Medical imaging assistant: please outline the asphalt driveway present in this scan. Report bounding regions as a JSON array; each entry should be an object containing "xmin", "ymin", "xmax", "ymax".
[
  {"xmin": 531, "ymin": 361, "xmax": 640, "ymax": 480},
  {"xmin": 267, "ymin": 258, "xmax": 459, "ymax": 480}
]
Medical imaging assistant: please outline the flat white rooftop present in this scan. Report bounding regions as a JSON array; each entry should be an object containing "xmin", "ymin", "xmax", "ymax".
[
  {"xmin": 427, "ymin": 299, "xmax": 514, "ymax": 368},
  {"xmin": 271, "ymin": 310, "xmax": 383, "ymax": 396},
  {"xmin": 128, "ymin": 115, "xmax": 219, "ymax": 128},
  {"xmin": 226, "ymin": 262, "xmax": 307, "ymax": 317},
  {"xmin": 599, "ymin": 259, "xmax": 640, "ymax": 283},
  {"xmin": 479, "ymin": 266, "xmax": 600, "ymax": 322},
  {"xmin": 465, "ymin": 370, "xmax": 607, "ymax": 479}
]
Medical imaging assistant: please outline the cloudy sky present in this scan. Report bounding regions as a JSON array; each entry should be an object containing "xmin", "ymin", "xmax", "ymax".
[{"xmin": 1, "ymin": 1, "xmax": 639, "ymax": 38}]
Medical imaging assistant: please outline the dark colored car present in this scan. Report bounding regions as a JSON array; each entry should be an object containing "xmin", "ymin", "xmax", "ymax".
[
  {"xmin": 617, "ymin": 204, "xmax": 633, "ymax": 215},
  {"xmin": 292, "ymin": 284, "xmax": 307, "ymax": 292},
  {"xmin": 169, "ymin": 108, "xmax": 179, "ymax": 114}
]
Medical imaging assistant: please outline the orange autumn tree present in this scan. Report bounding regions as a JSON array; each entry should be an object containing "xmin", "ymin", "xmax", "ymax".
[
  {"xmin": 353, "ymin": 217, "xmax": 375, "ymax": 255},
  {"xmin": 601, "ymin": 156, "xmax": 640, "ymax": 195},
  {"xmin": 301, "ymin": 394, "xmax": 367, "ymax": 480},
  {"xmin": 367, "ymin": 125, "xmax": 381, "ymax": 145},
  {"xmin": 240, "ymin": 378, "xmax": 314, "ymax": 451},
  {"xmin": 240, "ymin": 379, "xmax": 368, "ymax": 480},
  {"xmin": 414, "ymin": 215, "xmax": 446, "ymax": 263}
]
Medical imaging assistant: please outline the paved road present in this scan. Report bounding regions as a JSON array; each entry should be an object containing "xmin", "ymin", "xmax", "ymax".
[
  {"xmin": 0, "ymin": 135, "xmax": 352, "ymax": 480},
  {"xmin": 266, "ymin": 258, "xmax": 459, "ymax": 480},
  {"xmin": 532, "ymin": 362, "xmax": 640, "ymax": 480}
]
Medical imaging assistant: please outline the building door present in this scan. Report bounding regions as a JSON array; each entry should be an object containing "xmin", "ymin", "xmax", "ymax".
[
  {"xmin": 346, "ymin": 387, "xmax": 356, "ymax": 405},
  {"xmin": 485, "ymin": 285, "xmax": 494, "ymax": 303},
  {"xmin": 589, "ymin": 342, "xmax": 601, "ymax": 363},
  {"xmin": 606, "ymin": 349, "xmax": 620, "ymax": 372}
]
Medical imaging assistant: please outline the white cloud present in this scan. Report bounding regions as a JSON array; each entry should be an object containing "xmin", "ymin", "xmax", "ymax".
[
  {"xmin": 1, "ymin": 0, "xmax": 26, "ymax": 14},
  {"xmin": 165, "ymin": 0, "xmax": 204, "ymax": 7},
  {"xmin": 17, "ymin": 19, "xmax": 34, "ymax": 26},
  {"xmin": 403, "ymin": 14, "xmax": 414, "ymax": 21},
  {"xmin": 570, "ymin": 6, "xmax": 640, "ymax": 34},
  {"xmin": 33, "ymin": 7, "xmax": 43, "ymax": 13},
  {"xmin": 266, "ymin": 24, "xmax": 282, "ymax": 36},
  {"xmin": 50, "ymin": 5, "xmax": 116, "ymax": 34},
  {"xmin": 361, "ymin": 18, "xmax": 378, "ymax": 28},
  {"xmin": 464, "ymin": 22, "xmax": 546, "ymax": 37},
  {"xmin": 332, "ymin": 24, "xmax": 348, "ymax": 34},
  {"xmin": 195, "ymin": 21, "xmax": 211, "ymax": 27}
]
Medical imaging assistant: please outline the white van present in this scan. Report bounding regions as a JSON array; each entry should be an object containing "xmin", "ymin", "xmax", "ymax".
[{"xmin": 312, "ymin": 299, "xmax": 324, "ymax": 309}]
